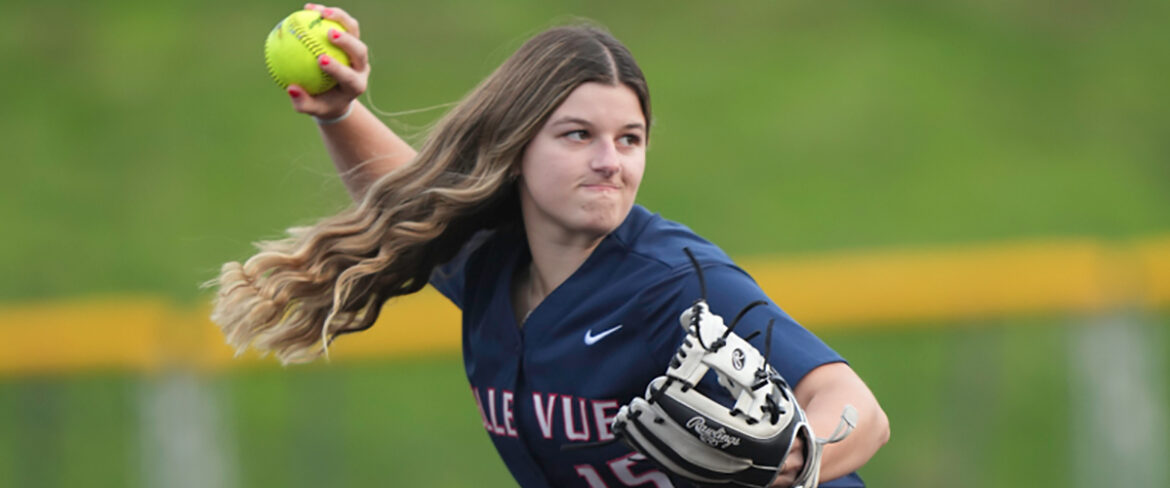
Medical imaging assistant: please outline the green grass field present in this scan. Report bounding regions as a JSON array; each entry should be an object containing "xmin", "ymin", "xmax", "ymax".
[
  {"xmin": 2, "ymin": 0, "xmax": 1167, "ymax": 300},
  {"xmin": 1, "ymin": 316, "xmax": 1167, "ymax": 487},
  {"xmin": 2, "ymin": 0, "xmax": 1168, "ymax": 486}
]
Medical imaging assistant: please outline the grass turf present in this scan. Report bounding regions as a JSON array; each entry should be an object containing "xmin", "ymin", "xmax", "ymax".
[
  {"xmin": 2, "ymin": 315, "xmax": 1166, "ymax": 487},
  {"xmin": 1, "ymin": 0, "xmax": 1167, "ymax": 301}
]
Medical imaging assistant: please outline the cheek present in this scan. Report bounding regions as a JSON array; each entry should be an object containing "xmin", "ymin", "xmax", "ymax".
[
  {"xmin": 519, "ymin": 143, "xmax": 548, "ymax": 185},
  {"xmin": 520, "ymin": 146, "xmax": 572, "ymax": 201},
  {"xmin": 624, "ymin": 158, "xmax": 646, "ymax": 191},
  {"xmin": 522, "ymin": 156, "xmax": 569, "ymax": 192}
]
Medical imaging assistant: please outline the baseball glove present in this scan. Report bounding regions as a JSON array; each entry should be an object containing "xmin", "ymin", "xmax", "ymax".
[{"xmin": 612, "ymin": 250, "xmax": 856, "ymax": 488}]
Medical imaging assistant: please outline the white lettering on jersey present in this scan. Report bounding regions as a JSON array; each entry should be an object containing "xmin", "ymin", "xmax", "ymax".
[
  {"xmin": 482, "ymin": 389, "xmax": 624, "ymax": 442},
  {"xmin": 563, "ymin": 396, "xmax": 592, "ymax": 441},
  {"xmin": 502, "ymin": 390, "xmax": 517, "ymax": 437},
  {"xmin": 608, "ymin": 453, "xmax": 673, "ymax": 487},
  {"xmin": 533, "ymin": 392, "xmax": 559, "ymax": 439},
  {"xmin": 576, "ymin": 453, "xmax": 674, "ymax": 487},
  {"xmin": 487, "ymin": 388, "xmax": 506, "ymax": 435},
  {"xmin": 471, "ymin": 387, "xmax": 491, "ymax": 431},
  {"xmin": 592, "ymin": 399, "xmax": 620, "ymax": 442},
  {"xmin": 574, "ymin": 465, "xmax": 608, "ymax": 488}
]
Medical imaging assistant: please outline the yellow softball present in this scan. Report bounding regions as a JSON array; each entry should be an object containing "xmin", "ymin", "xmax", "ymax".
[{"xmin": 264, "ymin": 10, "xmax": 351, "ymax": 95}]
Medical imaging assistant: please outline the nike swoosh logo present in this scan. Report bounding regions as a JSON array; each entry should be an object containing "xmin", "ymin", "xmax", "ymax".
[{"xmin": 584, "ymin": 325, "xmax": 624, "ymax": 346}]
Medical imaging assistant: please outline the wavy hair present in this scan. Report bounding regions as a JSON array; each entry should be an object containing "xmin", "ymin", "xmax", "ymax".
[{"xmin": 209, "ymin": 23, "xmax": 651, "ymax": 363}]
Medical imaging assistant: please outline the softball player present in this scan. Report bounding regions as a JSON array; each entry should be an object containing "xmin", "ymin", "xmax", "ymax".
[{"xmin": 213, "ymin": 5, "xmax": 889, "ymax": 486}]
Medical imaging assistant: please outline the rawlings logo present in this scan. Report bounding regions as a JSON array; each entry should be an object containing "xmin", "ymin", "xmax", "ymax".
[
  {"xmin": 732, "ymin": 348, "xmax": 746, "ymax": 370},
  {"xmin": 686, "ymin": 417, "xmax": 741, "ymax": 448}
]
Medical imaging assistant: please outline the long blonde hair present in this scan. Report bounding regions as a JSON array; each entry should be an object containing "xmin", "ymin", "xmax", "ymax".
[{"xmin": 210, "ymin": 24, "xmax": 652, "ymax": 363}]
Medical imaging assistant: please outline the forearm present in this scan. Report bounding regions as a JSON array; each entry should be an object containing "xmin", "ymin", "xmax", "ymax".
[
  {"xmin": 318, "ymin": 101, "xmax": 418, "ymax": 200},
  {"xmin": 797, "ymin": 363, "xmax": 890, "ymax": 482}
]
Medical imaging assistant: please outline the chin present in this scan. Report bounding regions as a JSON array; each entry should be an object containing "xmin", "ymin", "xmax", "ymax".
[
  {"xmin": 580, "ymin": 221, "xmax": 620, "ymax": 237},
  {"xmin": 575, "ymin": 206, "xmax": 631, "ymax": 236}
]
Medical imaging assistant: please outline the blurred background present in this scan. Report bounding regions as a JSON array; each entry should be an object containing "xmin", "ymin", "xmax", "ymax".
[{"xmin": 2, "ymin": 0, "xmax": 1168, "ymax": 487}]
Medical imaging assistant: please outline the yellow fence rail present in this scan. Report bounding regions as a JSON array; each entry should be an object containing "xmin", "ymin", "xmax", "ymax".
[{"xmin": 2, "ymin": 236, "xmax": 1168, "ymax": 376}]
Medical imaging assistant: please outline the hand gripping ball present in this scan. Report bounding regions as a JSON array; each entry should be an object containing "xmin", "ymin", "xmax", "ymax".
[{"xmin": 264, "ymin": 10, "xmax": 351, "ymax": 94}]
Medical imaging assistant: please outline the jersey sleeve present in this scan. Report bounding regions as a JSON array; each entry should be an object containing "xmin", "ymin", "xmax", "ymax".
[
  {"xmin": 428, "ymin": 230, "xmax": 494, "ymax": 310},
  {"xmin": 639, "ymin": 263, "xmax": 844, "ymax": 387}
]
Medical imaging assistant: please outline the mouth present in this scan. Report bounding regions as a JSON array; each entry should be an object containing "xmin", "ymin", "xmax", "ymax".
[{"xmin": 581, "ymin": 183, "xmax": 622, "ymax": 192}]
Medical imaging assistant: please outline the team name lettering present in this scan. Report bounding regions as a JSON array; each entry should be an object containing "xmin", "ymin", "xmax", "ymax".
[
  {"xmin": 591, "ymin": 399, "xmax": 619, "ymax": 442},
  {"xmin": 686, "ymin": 417, "xmax": 741, "ymax": 448},
  {"xmin": 472, "ymin": 387, "xmax": 619, "ymax": 442},
  {"xmin": 563, "ymin": 396, "xmax": 591, "ymax": 441},
  {"xmin": 501, "ymin": 390, "xmax": 517, "ymax": 436},
  {"xmin": 471, "ymin": 387, "xmax": 490, "ymax": 431},
  {"xmin": 486, "ymin": 388, "xmax": 507, "ymax": 436},
  {"xmin": 470, "ymin": 387, "xmax": 518, "ymax": 438},
  {"xmin": 533, "ymin": 393, "xmax": 559, "ymax": 439}
]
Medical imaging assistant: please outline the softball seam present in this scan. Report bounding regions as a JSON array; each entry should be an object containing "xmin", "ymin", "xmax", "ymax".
[{"xmin": 264, "ymin": 13, "xmax": 335, "ymax": 91}]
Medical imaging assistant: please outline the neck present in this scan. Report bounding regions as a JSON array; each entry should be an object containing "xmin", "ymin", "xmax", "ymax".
[
  {"xmin": 518, "ymin": 202, "xmax": 609, "ymax": 308},
  {"xmin": 511, "ymin": 224, "xmax": 603, "ymax": 326},
  {"xmin": 524, "ymin": 224, "xmax": 604, "ymax": 301}
]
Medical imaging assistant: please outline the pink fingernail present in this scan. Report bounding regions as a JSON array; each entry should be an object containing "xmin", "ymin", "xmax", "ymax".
[
  {"xmin": 330, "ymin": 29, "xmax": 341, "ymax": 40},
  {"xmin": 288, "ymin": 87, "xmax": 302, "ymax": 98},
  {"xmin": 322, "ymin": 8, "xmax": 333, "ymax": 16},
  {"xmin": 318, "ymin": 55, "xmax": 330, "ymax": 66}
]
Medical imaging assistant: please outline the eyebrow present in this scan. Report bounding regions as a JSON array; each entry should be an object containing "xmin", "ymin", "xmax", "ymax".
[{"xmin": 551, "ymin": 116, "xmax": 646, "ymax": 132}]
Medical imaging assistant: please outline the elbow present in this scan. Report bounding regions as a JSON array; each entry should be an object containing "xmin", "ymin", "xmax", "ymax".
[{"xmin": 871, "ymin": 402, "xmax": 890, "ymax": 448}]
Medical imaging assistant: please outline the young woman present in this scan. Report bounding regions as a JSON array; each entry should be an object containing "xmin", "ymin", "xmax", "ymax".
[{"xmin": 212, "ymin": 5, "xmax": 889, "ymax": 487}]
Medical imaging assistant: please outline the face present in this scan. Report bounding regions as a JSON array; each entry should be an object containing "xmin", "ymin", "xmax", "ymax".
[{"xmin": 518, "ymin": 82, "xmax": 647, "ymax": 242}]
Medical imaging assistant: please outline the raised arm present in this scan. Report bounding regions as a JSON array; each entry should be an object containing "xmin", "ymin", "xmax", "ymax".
[{"xmin": 286, "ymin": 4, "xmax": 418, "ymax": 200}]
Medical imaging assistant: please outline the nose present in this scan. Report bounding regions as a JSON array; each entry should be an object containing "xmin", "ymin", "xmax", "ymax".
[{"xmin": 590, "ymin": 139, "xmax": 620, "ymax": 177}]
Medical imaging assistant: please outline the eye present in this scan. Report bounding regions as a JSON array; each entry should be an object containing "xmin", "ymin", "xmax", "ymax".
[
  {"xmin": 563, "ymin": 130, "xmax": 589, "ymax": 142},
  {"xmin": 618, "ymin": 134, "xmax": 643, "ymax": 147}
]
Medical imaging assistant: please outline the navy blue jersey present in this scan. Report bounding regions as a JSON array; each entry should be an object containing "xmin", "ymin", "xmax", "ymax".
[{"xmin": 431, "ymin": 205, "xmax": 864, "ymax": 487}]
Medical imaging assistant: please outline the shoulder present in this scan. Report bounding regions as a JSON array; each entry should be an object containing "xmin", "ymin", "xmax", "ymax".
[
  {"xmin": 609, "ymin": 207, "xmax": 844, "ymax": 384},
  {"xmin": 429, "ymin": 225, "xmax": 523, "ymax": 308},
  {"xmin": 608, "ymin": 205, "xmax": 736, "ymax": 275},
  {"xmin": 601, "ymin": 205, "xmax": 757, "ymax": 316}
]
